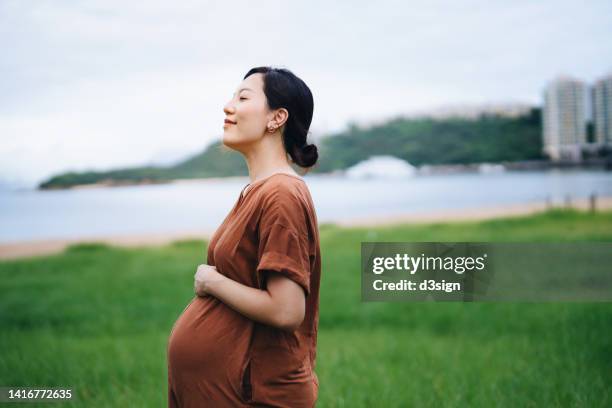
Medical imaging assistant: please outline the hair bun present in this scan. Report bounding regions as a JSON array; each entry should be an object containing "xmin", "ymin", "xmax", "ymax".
[{"xmin": 295, "ymin": 143, "xmax": 318, "ymax": 168}]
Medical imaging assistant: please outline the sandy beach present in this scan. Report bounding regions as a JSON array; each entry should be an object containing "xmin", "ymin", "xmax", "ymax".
[
  {"xmin": 0, "ymin": 230, "xmax": 215, "ymax": 261},
  {"xmin": 334, "ymin": 196, "xmax": 612, "ymax": 227},
  {"xmin": 1, "ymin": 196, "xmax": 611, "ymax": 260}
]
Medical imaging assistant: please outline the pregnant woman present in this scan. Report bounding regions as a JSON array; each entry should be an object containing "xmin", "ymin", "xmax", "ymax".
[{"xmin": 167, "ymin": 66, "xmax": 321, "ymax": 407}]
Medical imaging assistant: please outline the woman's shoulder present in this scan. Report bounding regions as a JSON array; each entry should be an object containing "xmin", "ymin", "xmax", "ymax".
[
  {"xmin": 259, "ymin": 173, "xmax": 308, "ymax": 196},
  {"xmin": 257, "ymin": 173, "xmax": 314, "ymax": 212}
]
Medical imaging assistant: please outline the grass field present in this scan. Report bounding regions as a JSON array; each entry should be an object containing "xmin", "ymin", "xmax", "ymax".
[{"xmin": 1, "ymin": 208, "xmax": 611, "ymax": 407}]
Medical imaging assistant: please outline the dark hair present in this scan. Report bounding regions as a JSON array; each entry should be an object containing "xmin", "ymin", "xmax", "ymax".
[{"xmin": 244, "ymin": 66, "xmax": 318, "ymax": 168}]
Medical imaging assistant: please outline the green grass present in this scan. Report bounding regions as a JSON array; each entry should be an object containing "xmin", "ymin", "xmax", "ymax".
[{"xmin": 1, "ymin": 208, "xmax": 611, "ymax": 407}]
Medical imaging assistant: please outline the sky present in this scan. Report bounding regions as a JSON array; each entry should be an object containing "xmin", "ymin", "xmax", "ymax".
[{"xmin": 1, "ymin": 0, "xmax": 611, "ymax": 187}]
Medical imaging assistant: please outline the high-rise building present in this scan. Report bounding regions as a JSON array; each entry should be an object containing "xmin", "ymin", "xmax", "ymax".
[
  {"xmin": 542, "ymin": 77, "xmax": 588, "ymax": 162},
  {"xmin": 592, "ymin": 74, "xmax": 612, "ymax": 146}
]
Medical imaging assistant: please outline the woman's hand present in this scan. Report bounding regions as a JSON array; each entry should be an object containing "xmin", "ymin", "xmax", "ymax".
[{"xmin": 194, "ymin": 264, "xmax": 222, "ymax": 297}]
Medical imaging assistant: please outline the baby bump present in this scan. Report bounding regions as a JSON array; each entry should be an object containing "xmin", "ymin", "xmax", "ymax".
[{"xmin": 168, "ymin": 296, "xmax": 253, "ymax": 381}]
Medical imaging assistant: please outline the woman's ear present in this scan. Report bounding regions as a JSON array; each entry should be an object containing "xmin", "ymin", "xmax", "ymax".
[{"xmin": 273, "ymin": 108, "xmax": 289, "ymax": 128}]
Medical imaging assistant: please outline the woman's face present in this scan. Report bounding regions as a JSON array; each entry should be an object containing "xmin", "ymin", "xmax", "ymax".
[{"xmin": 222, "ymin": 73, "xmax": 271, "ymax": 150}]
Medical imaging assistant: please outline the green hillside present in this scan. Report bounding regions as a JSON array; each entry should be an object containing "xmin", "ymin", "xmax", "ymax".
[
  {"xmin": 39, "ymin": 143, "xmax": 247, "ymax": 189},
  {"xmin": 39, "ymin": 109, "xmax": 543, "ymax": 189},
  {"xmin": 316, "ymin": 108, "xmax": 543, "ymax": 172}
]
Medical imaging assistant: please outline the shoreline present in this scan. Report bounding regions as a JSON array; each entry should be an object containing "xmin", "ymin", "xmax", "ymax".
[
  {"xmin": 1, "ymin": 197, "xmax": 611, "ymax": 260},
  {"xmin": 31, "ymin": 165, "xmax": 612, "ymax": 191},
  {"xmin": 334, "ymin": 196, "xmax": 612, "ymax": 227},
  {"xmin": 0, "ymin": 229, "xmax": 215, "ymax": 261}
]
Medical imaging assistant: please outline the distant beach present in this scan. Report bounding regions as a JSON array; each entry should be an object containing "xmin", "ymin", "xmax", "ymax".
[
  {"xmin": 1, "ymin": 196, "xmax": 610, "ymax": 260},
  {"xmin": 334, "ymin": 195, "xmax": 612, "ymax": 227}
]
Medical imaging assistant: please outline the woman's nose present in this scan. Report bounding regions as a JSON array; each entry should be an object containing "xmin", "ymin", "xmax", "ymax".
[{"xmin": 223, "ymin": 102, "xmax": 235, "ymax": 115}]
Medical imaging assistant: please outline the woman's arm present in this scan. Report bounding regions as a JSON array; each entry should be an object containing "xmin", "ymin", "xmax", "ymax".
[{"xmin": 194, "ymin": 264, "xmax": 305, "ymax": 331}]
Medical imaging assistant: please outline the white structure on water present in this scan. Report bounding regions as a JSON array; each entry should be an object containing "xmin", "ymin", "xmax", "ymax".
[
  {"xmin": 478, "ymin": 163, "xmax": 506, "ymax": 174},
  {"xmin": 345, "ymin": 155, "xmax": 416, "ymax": 179}
]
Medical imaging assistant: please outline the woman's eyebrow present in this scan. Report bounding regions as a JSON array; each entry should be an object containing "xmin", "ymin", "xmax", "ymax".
[{"xmin": 233, "ymin": 87, "xmax": 254, "ymax": 96}]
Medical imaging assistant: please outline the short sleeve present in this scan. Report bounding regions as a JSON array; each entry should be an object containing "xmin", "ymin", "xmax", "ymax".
[{"xmin": 256, "ymin": 187, "xmax": 311, "ymax": 297}]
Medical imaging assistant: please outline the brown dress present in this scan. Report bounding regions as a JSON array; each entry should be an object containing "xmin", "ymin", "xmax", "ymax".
[{"xmin": 167, "ymin": 173, "xmax": 321, "ymax": 407}]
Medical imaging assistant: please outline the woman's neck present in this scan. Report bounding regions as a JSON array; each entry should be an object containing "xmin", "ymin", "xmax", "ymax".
[{"xmin": 243, "ymin": 138, "xmax": 299, "ymax": 183}]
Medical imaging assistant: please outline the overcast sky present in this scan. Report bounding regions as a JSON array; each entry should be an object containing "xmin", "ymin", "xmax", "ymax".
[{"xmin": 1, "ymin": 0, "xmax": 611, "ymax": 187}]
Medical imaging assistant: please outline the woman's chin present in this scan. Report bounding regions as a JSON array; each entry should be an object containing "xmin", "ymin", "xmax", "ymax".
[{"xmin": 222, "ymin": 135, "xmax": 239, "ymax": 150}]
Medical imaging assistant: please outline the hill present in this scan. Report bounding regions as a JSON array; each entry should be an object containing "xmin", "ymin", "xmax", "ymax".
[{"xmin": 39, "ymin": 108, "xmax": 543, "ymax": 189}]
